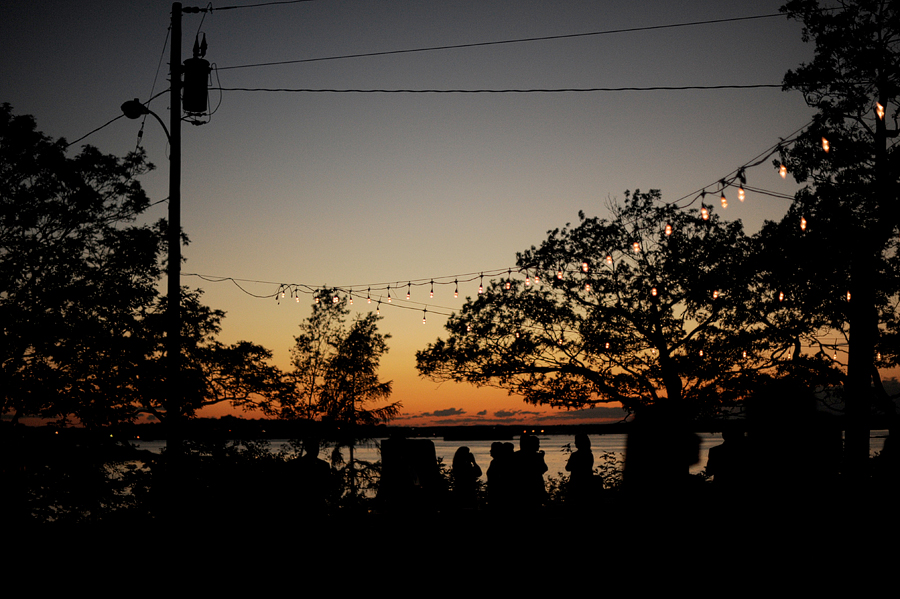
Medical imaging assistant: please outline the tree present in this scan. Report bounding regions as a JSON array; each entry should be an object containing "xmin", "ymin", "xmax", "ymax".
[
  {"xmin": 1, "ymin": 103, "xmax": 163, "ymax": 425},
  {"xmin": 285, "ymin": 290, "xmax": 399, "ymax": 496},
  {"xmin": 1, "ymin": 104, "xmax": 284, "ymax": 428},
  {"xmin": 285, "ymin": 290, "xmax": 399, "ymax": 427},
  {"xmin": 416, "ymin": 190, "xmax": 811, "ymax": 421},
  {"xmin": 776, "ymin": 0, "xmax": 900, "ymax": 468}
]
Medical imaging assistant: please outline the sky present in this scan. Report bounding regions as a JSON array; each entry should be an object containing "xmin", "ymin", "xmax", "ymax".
[{"xmin": 0, "ymin": 0, "xmax": 819, "ymax": 427}]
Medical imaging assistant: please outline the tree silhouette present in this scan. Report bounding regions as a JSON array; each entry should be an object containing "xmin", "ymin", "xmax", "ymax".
[
  {"xmin": 776, "ymin": 0, "xmax": 900, "ymax": 468},
  {"xmin": 416, "ymin": 190, "xmax": 814, "ymax": 421},
  {"xmin": 1, "ymin": 103, "xmax": 163, "ymax": 425},
  {"xmin": 1, "ymin": 104, "xmax": 283, "ymax": 428}
]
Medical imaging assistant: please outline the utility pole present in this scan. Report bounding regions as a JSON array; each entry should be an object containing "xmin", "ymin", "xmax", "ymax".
[{"xmin": 167, "ymin": 1, "xmax": 184, "ymax": 469}]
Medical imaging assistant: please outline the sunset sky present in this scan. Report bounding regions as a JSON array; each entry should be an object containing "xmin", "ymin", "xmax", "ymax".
[{"xmin": 1, "ymin": 0, "xmax": 818, "ymax": 426}]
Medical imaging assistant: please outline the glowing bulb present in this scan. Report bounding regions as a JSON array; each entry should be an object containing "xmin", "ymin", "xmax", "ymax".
[
  {"xmin": 876, "ymin": 101, "xmax": 885, "ymax": 119},
  {"xmin": 534, "ymin": 275, "xmax": 540, "ymax": 283},
  {"xmin": 454, "ymin": 280, "xmax": 458, "ymax": 298},
  {"xmin": 349, "ymin": 296, "xmax": 353, "ymax": 305},
  {"xmin": 720, "ymin": 193, "xmax": 728, "ymax": 209},
  {"xmin": 780, "ymin": 164, "xmax": 787, "ymax": 179},
  {"xmin": 505, "ymin": 280, "xmax": 511, "ymax": 290},
  {"xmin": 585, "ymin": 283, "xmax": 591, "ymax": 291},
  {"xmin": 778, "ymin": 291, "xmax": 784, "ymax": 301},
  {"xmin": 699, "ymin": 350, "xmax": 704, "ymax": 358},
  {"xmin": 742, "ymin": 350, "xmax": 747, "ymax": 359},
  {"xmin": 526, "ymin": 276, "xmax": 531, "ymax": 287},
  {"xmin": 333, "ymin": 296, "xmax": 339, "ymax": 304},
  {"xmin": 712, "ymin": 290, "xmax": 719, "ymax": 299},
  {"xmin": 800, "ymin": 217, "xmax": 807, "ymax": 231},
  {"xmin": 651, "ymin": 287, "xmax": 657, "ymax": 296},
  {"xmin": 430, "ymin": 281, "xmax": 434, "ymax": 298},
  {"xmin": 632, "ymin": 242, "xmax": 641, "ymax": 253},
  {"xmin": 822, "ymin": 137, "xmax": 830, "ymax": 152},
  {"xmin": 738, "ymin": 185, "xmax": 745, "ymax": 202},
  {"xmin": 422, "ymin": 309, "xmax": 427, "ymax": 325},
  {"xmin": 605, "ymin": 342, "xmax": 610, "ymax": 350},
  {"xmin": 407, "ymin": 291, "xmax": 411, "ymax": 300},
  {"xmin": 281, "ymin": 291, "xmax": 285, "ymax": 299},
  {"xmin": 606, "ymin": 254, "xmax": 613, "ymax": 265},
  {"xmin": 665, "ymin": 224, "xmax": 672, "ymax": 236},
  {"xmin": 846, "ymin": 291, "xmax": 851, "ymax": 301},
  {"xmin": 581, "ymin": 261, "xmax": 589, "ymax": 273},
  {"xmin": 295, "ymin": 296, "xmax": 300, "ymax": 303},
  {"xmin": 701, "ymin": 207, "xmax": 709, "ymax": 220},
  {"xmin": 557, "ymin": 269, "xmax": 563, "ymax": 280}
]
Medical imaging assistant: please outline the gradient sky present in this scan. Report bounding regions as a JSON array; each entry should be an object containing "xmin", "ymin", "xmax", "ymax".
[{"xmin": 1, "ymin": 0, "xmax": 818, "ymax": 426}]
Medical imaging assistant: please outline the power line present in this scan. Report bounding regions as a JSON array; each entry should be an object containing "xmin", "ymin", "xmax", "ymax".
[
  {"xmin": 214, "ymin": 84, "xmax": 782, "ymax": 94},
  {"xmin": 217, "ymin": 13, "xmax": 785, "ymax": 71}
]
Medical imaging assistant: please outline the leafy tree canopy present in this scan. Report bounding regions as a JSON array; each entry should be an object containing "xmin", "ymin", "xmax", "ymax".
[{"xmin": 416, "ymin": 190, "xmax": 840, "ymax": 420}]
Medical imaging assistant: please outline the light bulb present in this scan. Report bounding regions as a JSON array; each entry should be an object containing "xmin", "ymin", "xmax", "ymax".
[
  {"xmin": 822, "ymin": 137, "xmax": 830, "ymax": 152},
  {"xmin": 526, "ymin": 276, "xmax": 531, "ymax": 287},
  {"xmin": 846, "ymin": 291, "xmax": 851, "ymax": 301},
  {"xmin": 333, "ymin": 296, "xmax": 338, "ymax": 304},
  {"xmin": 454, "ymin": 280, "xmax": 458, "ymax": 298},
  {"xmin": 778, "ymin": 291, "xmax": 784, "ymax": 301},
  {"xmin": 582, "ymin": 261, "xmax": 589, "ymax": 273},
  {"xmin": 430, "ymin": 281, "xmax": 434, "ymax": 298},
  {"xmin": 738, "ymin": 185, "xmax": 745, "ymax": 202},
  {"xmin": 876, "ymin": 101, "xmax": 885, "ymax": 119},
  {"xmin": 780, "ymin": 164, "xmax": 787, "ymax": 179},
  {"xmin": 742, "ymin": 350, "xmax": 747, "ymax": 359},
  {"xmin": 800, "ymin": 217, "xmax": 807, "ymax": 231},
  {"xmin": 720, "ymin": 193, "xmax": 728, "ymax": 209},
  {"xmin": 632, "ymin": 242, "xmax": 641, "ymax": 253},
  {"xmin": 651, "ymin": 287, "xmax": 657, "ymax": 296},
  {"xmin": 605, "ymin": 342, "xmax": 610, "ymax": 350},
  {"xmin": 665, "ymin": 224, "xmax": 672, "ymax": 236},
  {"xmin": 606, "ymin": 254, "xmax": 613, "ymax": 265},
  {"xmin": 699, "ymin": 350, "xmax": 704, "ymax": 357},
  {"xmin": 712, "ymin": 290, "xmax": 719, "ymax": 299},
  {"xmin": 701, "ymin": 207, "xmax": 709, "ymax": 220}
]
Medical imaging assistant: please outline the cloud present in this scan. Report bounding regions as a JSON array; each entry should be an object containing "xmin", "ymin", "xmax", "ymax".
[
  {"xmin": 431, "ymin": 407, "xmax": 467, "ymax": 417},
  {"xmin": 476, "ymin": 410, "xmax": 487, "ymax": 416}
]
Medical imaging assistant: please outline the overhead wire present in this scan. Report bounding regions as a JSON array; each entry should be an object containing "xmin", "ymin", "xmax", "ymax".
[{"xmin": 217, "ymin": 13, "xmax": 786, "ymax": 71}]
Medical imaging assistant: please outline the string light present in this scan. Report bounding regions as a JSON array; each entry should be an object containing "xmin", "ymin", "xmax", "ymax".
[
  {"xmin": 846, "ymin": 291, "xmax": 851, "ymax": 301},
  {"xmin": 699, "ymin": 350, "xmax": 704, "ymax": 358},
  {"xmin": 557, "ymin": 269, "xmax": 564, "ymax": 280},
  {"xmin": 651, "ymin": 287, "xmax": 658, "ymax": 296},
  {"xmin": 430, "ymin": 280, "xmax": 434, "ymax": 298},
  {"xmin": 606, "ymin": 254, "xmax": 613, "ymax": 265},
  {"xmin": 720, "ymin": 193, "xmax": 728, "ymax": 209},
  {"xmin": 780, "ymin": 164, "xmax": 787, "ymax": 179},
  {"xmin": 665, "ymin": 224, "xmax": 672, "ymax": 236},
  {"xmin": 525, "ymin": 275, "xmax": 531, "ymax": 287},
  {"xmin": 632, "ymin": 242, "xmax": 641, "ymax": 253},
  {"xmin": 738, "ymin": 185, "xmax": 745, "ymax": 202},
  {"xmin": 454, "ymin": 279, "xmax": 459, "ymax": 298},
  {"xmin": 422, "ymin": 308, "xmax": 427, "ymax": 324},
  {"xmin": 406, "ymin": 282, "xmax": 411, "ymax": 300},
  {"xmin": 478, "ymin": 273, "xmax": 484, "ymax": 294},
  {"xmin": 387, "ymin": 286, "xmax": 392, "ymax": 303},
  {"xmin": 581, "ymin": 261, "xmax": 589, "ymax": 273},
  {"xmin": 333, "ymin": 295, "xmax": 339, "ymax": 303},
  {"xmin": 367, "ymin": 287, "xmax": 371, "ymax": 303},
  {"xmin": 778, "ymin": 291, "xmax": 784, "ymax": 301},
  {"xmin": 876, "ymin": 101, "xmax": 885, "ymax": 119},
  {"xmin": 712, "ymin": 290, "xmax": 719, "ymax": 299},
  {"xmin": 822, "ymin": 137, "xmax": 830, "ymax": 152},
  {"xmin": 800, "ymin": 216, "xmax": 807, "ymax": 231},
  {"xmin": 701, "ymin": 206, "xmax": 709, "ymax": 220}
]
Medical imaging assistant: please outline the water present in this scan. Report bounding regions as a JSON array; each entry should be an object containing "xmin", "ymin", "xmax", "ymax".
[{"xmin": 133, "ymin": 431, "xmax": 890, "ymax": 481}]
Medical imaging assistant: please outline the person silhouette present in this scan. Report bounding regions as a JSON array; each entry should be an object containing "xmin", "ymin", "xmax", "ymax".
[
  {"xmin": 451, "ymin": 446, "xmax": 482, "ymax": 511},
  {"xmin": 565, "ymin": 433, "xmax": 594, "ymax": 509},
  {"xmin": 514, "ymin": 434, "xmax": 548, "ymax": 511},
  {"xmin": 487, "ymin": 442, "xmax": 515, "ymax": 512}
]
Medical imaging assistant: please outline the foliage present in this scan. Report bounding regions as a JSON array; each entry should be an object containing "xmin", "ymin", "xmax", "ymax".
[
  {"xmin": 284, "ymin": 290, "xmax": 400, "ymax": 430},
  {"xmin": 0, "ymin": 104, "xmax": 285, "ymax": 427},
  {"xmin": 775, "ymin": 1, "xmax": 900, "ymax": 435},
  {"xmin": 1, "ymin": 103, "xmax": 164, "ymax": 425},
  {"xmin": 417, "ymin": 190, "xmax": 817, "ymax": 419}
]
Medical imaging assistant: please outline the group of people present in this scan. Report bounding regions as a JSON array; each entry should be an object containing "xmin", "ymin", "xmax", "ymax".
[{"xmin": 450, "ymin": 433, "xmax": 597, "ymax": 512}]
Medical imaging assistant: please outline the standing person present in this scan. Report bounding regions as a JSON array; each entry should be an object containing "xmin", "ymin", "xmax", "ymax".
[
  {"xmin": 515, "ymin": 434, "xmax": 548, "ymax": 511},
  {"xmin": 487, "ymin": 441, "xmax": 514, "ymax": 512},
  {"xmin": 565, "ymin": 433, "xmax": 595, "ymax": 510},
  {"xmin": 452, "ymin": 446, "xmax": 482, "ymax": 511}
]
